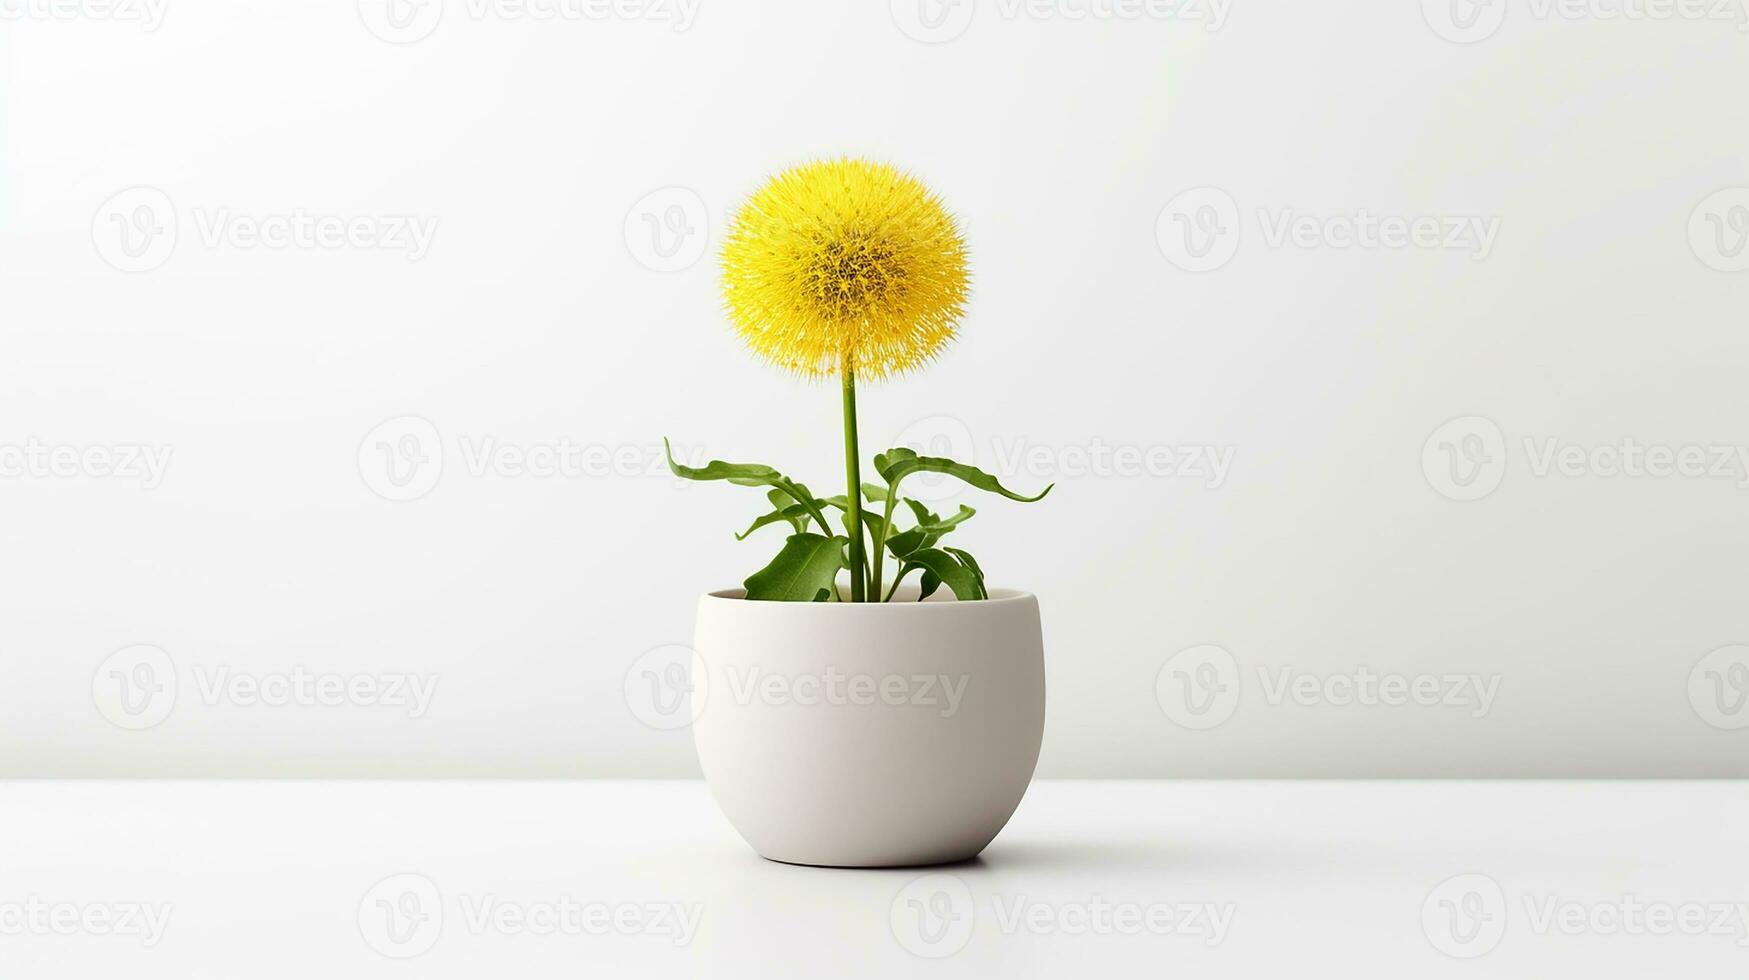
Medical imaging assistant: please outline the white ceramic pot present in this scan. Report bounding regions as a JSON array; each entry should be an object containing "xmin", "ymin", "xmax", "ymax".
[{"xmin": 690, "ymin": 587, "xmax": 1046, "ymax": 867}]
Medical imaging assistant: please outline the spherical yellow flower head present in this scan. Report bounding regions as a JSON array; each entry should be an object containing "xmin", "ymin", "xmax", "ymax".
[{"xmin": 721, "ymin": 159, "xmax": 969, "ymax": 381}]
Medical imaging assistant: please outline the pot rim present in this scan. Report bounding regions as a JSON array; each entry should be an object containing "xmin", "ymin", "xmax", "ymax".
[{"xmin": 703, "ymin": 587, "xmax": 1035, "ymax": 606}]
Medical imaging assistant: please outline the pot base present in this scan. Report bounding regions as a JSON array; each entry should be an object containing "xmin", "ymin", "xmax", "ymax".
[{"xmin": 757, "ymin": 847, "xmax": 990, "ymax": 869}]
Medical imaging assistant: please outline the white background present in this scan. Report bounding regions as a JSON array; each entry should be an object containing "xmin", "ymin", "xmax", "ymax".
[{"xmin": 3, "ymin": 0, "xmax": 1748, "ymax": 777}]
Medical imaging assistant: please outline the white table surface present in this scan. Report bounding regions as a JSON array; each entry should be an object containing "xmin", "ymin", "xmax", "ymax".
[{"xmin": 1, "ymin": 780, "xmax": 1744, "ymax": 977}]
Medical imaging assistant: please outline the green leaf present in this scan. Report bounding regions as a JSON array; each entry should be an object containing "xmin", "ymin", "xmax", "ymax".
[
  {"xmin": 735, "ymin": 504, "xmax": 811, "ymax": 541},
  {"xmin": 943, "ymin": 546, "xmax": 987, "ymax": 599},
  {"xmin": 861, "ymin": 482, "xmax": 889, "ymax": 503},
  {"xmin": 884, "ymin": 502, "xmax": 975, "ymax": 560},
  {"xmin": 904, "ymin": 548, "xmax": 982, "ymax": 601},
  {"xmin": 918, "ymin": 570, "xmax": 942, "ymax": 600},
  {"xmin": 903, "ymin": 498, "xmax": 938, "ymax": 525},
  {"xmin": 875, "ymin": 449, "xmax": 1052, "ymax": 504},
  {"xmin": 766, "ymin": 490, "xmax": 807, "ymax": 533},
  {"xmin": 663, "ymin": 439, "xmax": 831, "ymax": 536},
  {"xmin": 913, "ymin": 501, "xmax": 976, "ymax": 533},
  {"xmin": 822, "ymin": 496, "xmax": 887, "ymax": 541},
  {"xmin": 744, "ymin": 533, "xmax": 848, "ymax": 602},
  {"xmin": 873, "ymin": 447, "xmax": 917, "ymax": 473},
  {"xmin": 665, "ymin": 438, "xmax": 785, "ymax": 485},
  {"xmin": 884, "ymin": 527, "xmax": 929, "ymax": 560}
]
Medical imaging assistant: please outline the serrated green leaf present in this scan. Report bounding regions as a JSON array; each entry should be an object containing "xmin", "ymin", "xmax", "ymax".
[
  {"xmin": 904, "ymin": 548, "xmax": 981, "ymax": 601},
  {"xmin": 744, "ymin": 533, "xmax": 848, "ymax": 602},
  {"xmin": 876, "ymin": 450, "xmax": 1052, "ymax": 504}
]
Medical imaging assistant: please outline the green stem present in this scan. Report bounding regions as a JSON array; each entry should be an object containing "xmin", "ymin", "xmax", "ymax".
[
  {"xmin": 883, "ymin": 562, "xmax": 918, "ymax": 602},
  {"xmin": 841, "ymin": 365, "xmax": 867, "ymax": 601},
  {"xmin": 870, "ymin": 492, "xmax": 898, "ymax": 600}
]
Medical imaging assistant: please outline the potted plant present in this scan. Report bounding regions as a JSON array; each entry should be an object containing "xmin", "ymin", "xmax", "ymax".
[{"xmin": 666, "ymin": 158, "xmax": 1050, "ymax": 867}]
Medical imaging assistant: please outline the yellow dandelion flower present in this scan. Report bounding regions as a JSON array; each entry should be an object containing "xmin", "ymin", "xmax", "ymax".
[{"xmin": 720, "ymin": 158, "xmax": 969, "ymax": 381}]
